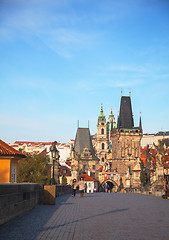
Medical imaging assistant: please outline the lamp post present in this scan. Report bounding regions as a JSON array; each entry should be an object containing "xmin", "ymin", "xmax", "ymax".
[{"xmin": 50, "ymin": 141, "xmax": 60, "ymax": 185}]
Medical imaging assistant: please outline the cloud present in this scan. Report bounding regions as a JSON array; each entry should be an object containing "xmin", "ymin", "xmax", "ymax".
[
  {"xmin": 39, "ymin": 28, "xmax": 96, "ymax": 58},
  {"xmin": 0, "ymin": 0, "xmax": 98, "ymax": 58},
  {"xmin": 75, "ymin": 77, "xmax": 144, "ymax": 93},
  {"xmin": 108, "ymin": 65, "xmax": 148, "ymax": 73}
]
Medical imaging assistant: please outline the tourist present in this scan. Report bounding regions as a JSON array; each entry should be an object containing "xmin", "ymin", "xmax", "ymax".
[
  {"xmin": 71, "ymin": 179, "xmax": 78, "ymax": 197},
  {"xmin": 79, "ymin": 177, "xmax": 85, "ymax": 197}
]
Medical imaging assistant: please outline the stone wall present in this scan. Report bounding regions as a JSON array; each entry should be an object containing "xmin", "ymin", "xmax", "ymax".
[
  {"xmin": 56, "ymin": 185, "xmax": 72, "ymax": 197},
  {"xmin": 0, "ymin": 183, "xmax": 72, "ymax": 225},
  {"xmin": 0, "ymin": 183, "xmax": 43, "ymax": 225}
]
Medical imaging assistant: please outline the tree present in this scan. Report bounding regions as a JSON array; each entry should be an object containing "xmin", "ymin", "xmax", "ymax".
[
  {"xmin": 17, "ymin": 153, "xmax": 51, "ymax": 184},
  {"xmin": 140, "ymin": 145, "xmax": 152, "ymax": 187},
  {"xmin": 145, "ymin": 145, "xmax": 152, "ymax": 185},
  {"xmin": 140, "ymin": 159, "xmax": 146, "ymax": 187}
]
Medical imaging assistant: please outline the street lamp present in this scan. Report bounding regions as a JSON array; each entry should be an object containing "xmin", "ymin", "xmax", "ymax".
[{"xmin": 50, "ymin": 141, "xmax": 60, "ymax": 185}]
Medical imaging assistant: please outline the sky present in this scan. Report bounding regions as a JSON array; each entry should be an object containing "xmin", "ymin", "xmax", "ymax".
[{"xmin": 0, "ymin": 0, "xmax": 169, "ymax": 143}]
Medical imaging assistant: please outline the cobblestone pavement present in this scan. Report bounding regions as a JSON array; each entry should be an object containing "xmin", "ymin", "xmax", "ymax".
[{"xmin": 0, "ymin": 193, "xmax": 169, "ymax": 240}]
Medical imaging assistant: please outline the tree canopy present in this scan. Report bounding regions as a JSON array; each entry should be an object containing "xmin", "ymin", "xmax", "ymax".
[{"xmin": 17, "ymin": 153, "xmax": 51, "ymax": 184}]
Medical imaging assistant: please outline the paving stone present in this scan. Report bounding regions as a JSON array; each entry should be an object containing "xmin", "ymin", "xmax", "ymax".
[{"xmin": 0, "ymin": 193, "xmax": 169, "ymax": 240}]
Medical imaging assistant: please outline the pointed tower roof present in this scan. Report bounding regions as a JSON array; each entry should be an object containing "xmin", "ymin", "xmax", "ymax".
[
  {"xmin": 74, "ymin": 128, "xmax": 97, "ymax": 159},
  {"xmin": 117, "ymin": 96, "xmax": 134, "ymax": 129},
  {"xmin": 98, "ymin": 104, "xmax": 106, "ymax": 122}
]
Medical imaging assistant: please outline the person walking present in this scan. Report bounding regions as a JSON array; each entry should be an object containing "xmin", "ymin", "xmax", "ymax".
[
  {"xmin": 71, "ymin": 179, "xmax": 78, "ymax": 197},
  {"xmin": 79, "ymin": 177, "xmax": 85, "ymax": 197}
]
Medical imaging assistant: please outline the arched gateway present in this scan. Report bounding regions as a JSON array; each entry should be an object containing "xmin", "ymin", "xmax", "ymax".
[{"xmin": 100, "ymin": 179, "xmax": 118, "ymax": 192}]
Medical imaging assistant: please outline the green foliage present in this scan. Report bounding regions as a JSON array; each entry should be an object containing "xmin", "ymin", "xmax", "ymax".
[
  {"xmin": 145, "ymin": 145, "xmax": 152, "ymax": 185},
  {"xmin": 140, "ymin": 160, "xmax": 146, "ymax": 186},
  {"xmin": 17, "ymin": 153, "xmax": 51, "ymax": 184}
]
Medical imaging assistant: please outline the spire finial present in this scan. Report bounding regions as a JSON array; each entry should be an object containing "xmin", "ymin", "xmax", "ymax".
[
  {"xmin": 129, "ymin": 88, "xmax": 131, "ymax": 96},
  {"xmin": 121, "ymin": 88, "xmax": 123, "ymax": 96},
  {"xmin": 139, "ymin": 112, "xmax": 142, "ymax": 129},
  {"xmin": 111, "ymin": 106, "xmax": 113, "ymax": 114},
  {"xmin": 88, "ymin": 120, "xmax": 90, "ymax": 128},
  {"xmin": 77, "ymin": 120, "xmax": 79, "ymax": 128}
]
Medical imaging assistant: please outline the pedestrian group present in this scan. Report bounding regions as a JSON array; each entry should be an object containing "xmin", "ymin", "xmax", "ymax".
[{"xmin": 71, "ymin": 177, "xmax": 85, "ymax": 198}]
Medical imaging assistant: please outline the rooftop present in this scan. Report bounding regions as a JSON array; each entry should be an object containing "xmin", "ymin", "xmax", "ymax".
[{"xmin": 0, "ymin": 140, "xmax": 26, "ymax": 157}]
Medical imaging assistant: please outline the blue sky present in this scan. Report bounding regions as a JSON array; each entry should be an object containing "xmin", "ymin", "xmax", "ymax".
[{"xmin": 0, "ymin": 0, "xmax": 169, "ymax": 143}]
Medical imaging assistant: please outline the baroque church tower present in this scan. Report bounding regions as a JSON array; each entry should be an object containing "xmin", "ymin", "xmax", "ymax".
[
  {"xmin": 107, "ymin": 107, "xmax": 117, "ymax": 144},
  {"xmin": 96, "ymin": 105, "xmax": 108, "ymax": 165}
]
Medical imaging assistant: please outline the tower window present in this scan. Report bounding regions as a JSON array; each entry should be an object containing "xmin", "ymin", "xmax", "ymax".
[
  {"xmin": 101, "ymin": 123, "xmax": 104, "ymax": 125},
  {"xmin": 102, "ymin": 143, "xmax": 104, "ymax": 149},
  {"xmin": 102, "ymin": 158, "xmax": 104, "ymax": 162},
  {"xmin": 101, "ymin": 128, "xmax": 104, "ymax": 134}
]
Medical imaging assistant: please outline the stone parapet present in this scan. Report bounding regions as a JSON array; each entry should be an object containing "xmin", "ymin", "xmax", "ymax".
[
  {"xmin": 0, "ymin": 183, "xmax": 72, "ymax": 225},
  {"xmin": 0, "ymin": 183, "xmax": 43, "ymax": 225},
  {"xmin": 56, "ymin": 185, "xmax": 72, "ymax": 197}
]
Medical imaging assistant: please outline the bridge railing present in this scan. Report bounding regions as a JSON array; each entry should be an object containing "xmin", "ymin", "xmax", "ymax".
[{"xmin": 0, "ymin": 183, "xmax": 72, "ymax": 225}]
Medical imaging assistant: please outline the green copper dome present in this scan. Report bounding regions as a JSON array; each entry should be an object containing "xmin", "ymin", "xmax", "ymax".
[
  {"xmin": 98, "ymin": 105, "xmax": 106, "ymax": 122},
  {"xmin": 108, "ymin": 107, "xmax": 114, "ymax": 119}
]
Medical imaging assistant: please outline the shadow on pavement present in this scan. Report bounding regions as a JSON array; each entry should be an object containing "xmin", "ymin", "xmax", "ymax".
[
  {"xmin": 0, "ymin": 193, "xmax": 72, "ymax": 240},
  {"xmin": 43, "ymin": 207, "xmax": 129, "ymax": 230}
]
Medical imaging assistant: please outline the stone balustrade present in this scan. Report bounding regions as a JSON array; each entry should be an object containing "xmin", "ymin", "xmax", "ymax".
[{"xmin": 0, "ymin": 183, "xmax": 71, "ymax": 225}]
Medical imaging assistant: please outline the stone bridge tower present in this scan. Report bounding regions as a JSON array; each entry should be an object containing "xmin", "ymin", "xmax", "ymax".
[
  {"xmin": 110, "ymin": 95, "xmax": 143, "ymax": 188},
  {"xmin": 70, "ymin": 127, "xmax": 100, "ymax": 180}
]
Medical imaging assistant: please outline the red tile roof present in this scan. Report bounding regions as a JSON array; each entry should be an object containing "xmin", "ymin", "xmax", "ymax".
[
  {"xmin": 65, "ymin": 161, "xmax": 71, "ymax": 167},
  {"xmin": 0, "ymin": 140, "xmax": 26, "ymax": 157},
  {"xmin": 80, "ymin": 174, "xmax": 98, "ymax": 182},
  {"xmin": 14, "ymin": 141, "xmax": 53, "ymax": 146}
]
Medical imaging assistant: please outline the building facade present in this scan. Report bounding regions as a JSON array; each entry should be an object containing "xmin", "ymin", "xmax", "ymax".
[
  {"xmin": 0, "ymin": 140, "xmax": 26, "ymax": 183},
  {"xmin": 70, "ymin": 127, "xmax": 100, "ymax": 180},
  {"xmin": 110, "ymin": 96, "xmax": 143, "ymax": 188}
]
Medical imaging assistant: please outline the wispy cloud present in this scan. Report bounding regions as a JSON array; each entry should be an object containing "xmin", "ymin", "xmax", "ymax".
[
  {"xmin": 0, "ymin": 0, "xmax": 99, "ymax": 58},
  {"xmin": 108, "ymin": 65, "xmax": 148, "ymax": 73},
  {"xmin": 75, "ymin": 77, "xmax": 144, "ymax": 93},
  {"xmin": 38, "ymin": 28, "xmax": 96, "ymax": 58}
]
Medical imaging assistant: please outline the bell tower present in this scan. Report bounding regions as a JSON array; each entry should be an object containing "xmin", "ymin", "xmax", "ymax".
[
  {"xmin": 96, "ymin": 104, "xmax": 108, "ymax": 165},
  {"xmin": 107, "ymin": 107, "xmax": 117, "ymax": 142}
]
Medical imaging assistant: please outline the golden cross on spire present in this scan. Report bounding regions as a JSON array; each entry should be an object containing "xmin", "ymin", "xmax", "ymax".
[{"xmin": 129, "ymin": 88, "xmax": 131, "ymax": 96}]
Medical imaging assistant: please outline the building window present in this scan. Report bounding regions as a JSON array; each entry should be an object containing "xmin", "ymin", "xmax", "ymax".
[
  {"xmin": 93, "ymin": 165, "xmax": 95, "ymax": 170},
  {"xmin": 101, "ymin": 123, "xmax": 104, "ymax": 125},
  {"xmin": 102, "ymin": 143, "xmax": 104, "ymax": 149},
  {"xmin": 101, "ymin": 128, "xmax": 104, "ymax": 134},
  {"xmin": 102, "ymin": 158, "xmax": 104, "ymax": 162}
]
